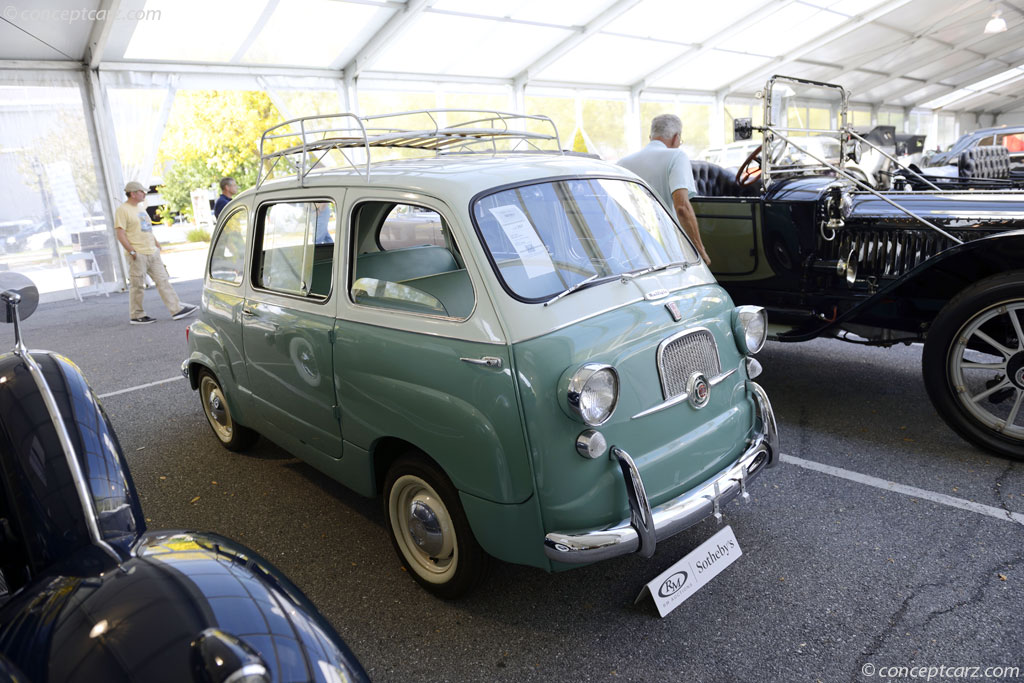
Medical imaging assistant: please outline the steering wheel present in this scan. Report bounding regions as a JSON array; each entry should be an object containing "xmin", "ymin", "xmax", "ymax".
[
  {"xmin": 735, "ymin": 144, "xmax": 764, "ymax": 186},
  {"xmin": 734, "ymin": 137, "xmax": 791, "ymax": 186}
]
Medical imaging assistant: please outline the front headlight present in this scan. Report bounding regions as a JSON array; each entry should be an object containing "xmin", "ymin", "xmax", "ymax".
[
  {"xmin": 563, "ymin": 363, "xmax": 619, "ymax": 426},
  {"xmin": 733, "ymin": 306, "xmax": 767, "ymax": 355}
]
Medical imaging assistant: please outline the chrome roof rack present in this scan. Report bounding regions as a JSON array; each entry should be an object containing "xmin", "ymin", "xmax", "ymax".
[{"xmin": 256, "ymin": 109, "xmax": 562, "ymax": 188}]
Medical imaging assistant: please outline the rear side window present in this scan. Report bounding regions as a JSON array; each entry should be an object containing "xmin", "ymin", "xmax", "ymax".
[
  {"xmin": 350, "ymin": 201, "xmax": 473, "ymax": 319},
  {"xmin": 209, "ymin": 208, "xmax": 247, "ymax": 285},
  {"xmin": 254, "ymin": 201, "xmax": 336, "ymax": 299},
  {"xmin": 378, "ymin": 204, "xmax": 445, "ymax": 249}
]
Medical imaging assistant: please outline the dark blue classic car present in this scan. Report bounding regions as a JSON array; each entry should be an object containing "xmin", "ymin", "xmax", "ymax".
[
  {"xmin": 0, "ymin": 273, "xmax": 369, "ymax": 683},
  {"xmin": 692, "ymin": 76, "xmax": 1024, "ymax": 460}
]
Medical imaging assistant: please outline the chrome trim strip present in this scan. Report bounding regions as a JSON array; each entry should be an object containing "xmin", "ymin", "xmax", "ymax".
[
  {"xmin": 545, "ymin": 381, "xmax": 777, "ymax": 564},
  {"xmin": 15, "ymin": 348, "xmax": 121, "ymax": 564},
  {"xmin": 631, "ymin": 368, "xmax": 736, "ymax": 419}
]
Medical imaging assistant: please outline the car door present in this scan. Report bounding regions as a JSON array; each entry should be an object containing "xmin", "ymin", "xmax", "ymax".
[
  {"xmin": 334, "ymin": 190, "xmax": 533, "ymax": 504},
  {"xmin": 243, "ymin": 194, "xmax": 343, "ymax": 458},
  {"xmin": 692, "ymin": 196, "xmax": 769, "ymax": 280}
]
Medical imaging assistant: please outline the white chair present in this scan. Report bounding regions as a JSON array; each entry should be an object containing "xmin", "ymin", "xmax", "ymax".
[{"xmin": 66, "ymin": 252, "xmax": 109, "ymax": 302}]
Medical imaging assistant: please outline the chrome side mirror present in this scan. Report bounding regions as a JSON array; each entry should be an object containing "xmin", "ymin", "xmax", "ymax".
[
  {"xmin": 1, "ymin": 273, "xmax": 38, "ymax": 354},
  {"xmin": 0, "ymin": 272, "xmax": 39, "ymax": 324}
]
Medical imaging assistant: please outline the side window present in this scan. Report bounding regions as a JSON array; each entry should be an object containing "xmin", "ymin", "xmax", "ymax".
[
  {"xmin": 254, "ymin": 200, "xmax": 336, "ymax": 299},
  {"xmin": 378, "ymin": 204, "xmax": 445, "ymax": 249},
  {"xmin": 350, "ymin": 201, "xmax": 474, "ymax": 319},
  {"xmin": 997, "ymin": 133, "xmax": 1024, "ymax": 153},
  {"xmin": 978, "ymin": 135, "xmax": 995, "ymax": 146},
  {"xmin": 209, "ymin": 208, "xmax": 247, "ymax": 285}
]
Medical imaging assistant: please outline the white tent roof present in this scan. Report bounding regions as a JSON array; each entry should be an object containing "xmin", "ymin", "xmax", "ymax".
[{"xmin": 2, "ymin": 0, "xmax": 1023, "ymax": 114}]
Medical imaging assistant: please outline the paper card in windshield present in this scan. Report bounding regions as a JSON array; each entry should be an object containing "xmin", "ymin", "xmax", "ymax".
[{"xmin": 488, "ymin": 205, "xmax": 554, "ymax": 279}]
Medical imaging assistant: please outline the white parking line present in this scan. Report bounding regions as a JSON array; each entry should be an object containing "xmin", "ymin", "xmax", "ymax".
[
  {"xmin": 781, "ymin": 453, "xmax": 1024, "ymax": 527},
  {"xmin": 97, "ymin": 376, "xmax": 184, "ymax": 399}
]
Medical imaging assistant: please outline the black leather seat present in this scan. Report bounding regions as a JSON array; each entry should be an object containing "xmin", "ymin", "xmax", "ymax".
[
  {"xmin": 691, "ymin": 161, "xmax": 756, "ymax": 197},
  {"xmin": 958, "ymin": 145, "xmax": 1010, "ymax": 180}
]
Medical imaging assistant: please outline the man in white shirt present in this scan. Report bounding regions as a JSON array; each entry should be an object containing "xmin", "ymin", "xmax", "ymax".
[{"xmin": 618, "ymin": 114, "xmax": 711, "ymax": 265}]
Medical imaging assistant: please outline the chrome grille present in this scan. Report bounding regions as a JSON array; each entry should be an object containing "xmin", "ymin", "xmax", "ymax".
[
  {"xmin": 822, "ymin": 228, "xmax": 989, "ymax": 280},
  {"xmin": 658, "ymin": 329, "xmax": 721, "ymax": 399}
]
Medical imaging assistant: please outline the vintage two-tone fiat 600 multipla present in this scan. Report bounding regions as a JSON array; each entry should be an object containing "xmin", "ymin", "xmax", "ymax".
[{"xmin": 182, "ymin": 111, "xmax": 778, "ymax": 598}]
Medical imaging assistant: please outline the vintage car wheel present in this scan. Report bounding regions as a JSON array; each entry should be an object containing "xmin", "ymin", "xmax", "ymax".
[
  {"xmin": 197, "ymin": 369, "xmax": 257, "ymax": 452},
  {"xmin": 384, "ymin": 455, "xmax": 487, "ymax": 599},
  {"xmin": 923, "ymin": 271, "xmax": 1024, "ymax": 460}
]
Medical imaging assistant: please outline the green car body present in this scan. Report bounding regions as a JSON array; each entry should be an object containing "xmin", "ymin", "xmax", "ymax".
[{"xmin": 184, "ymin": 140, "xmax": 778, "ymax": 595}]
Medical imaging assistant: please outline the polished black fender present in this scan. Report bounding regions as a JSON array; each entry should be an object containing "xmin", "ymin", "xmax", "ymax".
[{"xmin": 0, "ymin": 530, "xmax": 369, "ymax": 683}]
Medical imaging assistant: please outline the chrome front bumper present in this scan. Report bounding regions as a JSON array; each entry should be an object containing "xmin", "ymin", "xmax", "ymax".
[{"xmin": 543, "ymin": 381, "xmax": 778, "ymax": 564}]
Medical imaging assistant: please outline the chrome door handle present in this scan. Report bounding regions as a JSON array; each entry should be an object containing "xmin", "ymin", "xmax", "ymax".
[
  {"xmin": 242, "ymin": 308, "xmax": 256, "ymax": 317},
  {"xmin": 460, "ymin": 357, "xmax": 503, "ymax": 368}
]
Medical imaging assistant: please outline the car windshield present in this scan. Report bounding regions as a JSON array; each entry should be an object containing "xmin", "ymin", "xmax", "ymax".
[
  {"xmin": 766, "ymin": 77, "xmax": 847, "ymax": 173},
  {"xmin": 473, "ymin": 178, "xmax": 699, "ymax": 301}
]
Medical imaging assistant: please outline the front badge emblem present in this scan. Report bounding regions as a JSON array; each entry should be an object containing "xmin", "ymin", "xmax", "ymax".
[
  {"xmin": 665, "ymin": 301, "xmax": 682, "ymax": 322},
  {"xmin": 687, "ymin": 372, "xmax": 710, "ymax": 410}
]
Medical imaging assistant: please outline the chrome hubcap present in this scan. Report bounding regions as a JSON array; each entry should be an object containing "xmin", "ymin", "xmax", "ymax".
[
  {"xmin": 949, "ymin": 300, "xmax": 1024, "ymax": 439},
  {"xmin": 408, "ymin": 500, "xmax": 444, "ymax": 556},
  {"xmin": 200, "ymin": 376, "xmax": 233, "ymax": 442},
  {"xmin": 389, "ymin": 474, "xmax": 457, "ymax": 582}
]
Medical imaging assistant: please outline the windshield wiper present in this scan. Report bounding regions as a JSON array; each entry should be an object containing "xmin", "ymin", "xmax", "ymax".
[
  {"xmin": 619, "ymin": 260, "xmax": 689, "ymax": 282},
  {"xmin": 543, "ymin": 273, "xmax": 610, "ymax": 307}
]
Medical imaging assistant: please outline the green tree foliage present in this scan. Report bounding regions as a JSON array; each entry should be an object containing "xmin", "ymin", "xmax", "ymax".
[{"xmin": 156, "ymin": 90, "xmax": 283, "ymax": 219}]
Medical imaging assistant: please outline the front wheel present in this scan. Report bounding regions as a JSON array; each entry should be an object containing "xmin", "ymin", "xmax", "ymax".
[
  {"xmin": 197, "ymin": 369, "xmax": 257, "ymax": 452},
  {"xmin": 383, "ymin": 454, "xmax": 488, "ymax": 599},
  {"xmin": 923, "ymin": 271, "xmax": 1024, "ymax": 460}
]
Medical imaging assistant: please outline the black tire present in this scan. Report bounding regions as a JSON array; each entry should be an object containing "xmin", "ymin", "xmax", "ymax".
[
  {"xmin": 196, "ymin": 369, "xmax": 257, "ymax": 452},
  {"xmin": 383, "ymin": 454, "xmax": 488, "ymax": 599},
  {"xmin": 923, "ymin": 271, "xmax": 1024, "ymax": 460}
]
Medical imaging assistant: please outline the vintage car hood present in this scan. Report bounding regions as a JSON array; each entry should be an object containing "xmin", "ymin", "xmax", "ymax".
[
  {"xmin": 845, "ymin": 190, "xmax": 1024, "ymax": 229},
  {"xmin": 0, "ymin": 530, "xmax": 369, "ymax": 683},
  {"xmin": 512, "ymin": 284, "xmax": 755, "ymax": 533}
]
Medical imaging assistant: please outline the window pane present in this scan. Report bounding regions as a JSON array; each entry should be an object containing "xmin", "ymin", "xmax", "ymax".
[
  {"xmin": 210, "ymin": 209, "xmax": 247, "ymax": 284},
  {"xmin": 379, "ymin": 205, "xmax": 445, "ymax": 250},
  {"xmin": 257, "ymin": 201, "xmax": 334, "ymax": 297},
  {"xmin": 473, "ymin": 178, "xmax": 697, "ymax": 300}
]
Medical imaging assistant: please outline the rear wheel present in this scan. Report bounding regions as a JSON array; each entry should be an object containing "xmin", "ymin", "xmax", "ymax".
[
  {"xmin": 923, "ymin": 271, "xmax": 1024, "ymax": 460},
  {"xmin": 383, "ymin": 454, "xmax": 487, "ymax": 599},
  {"xmin": 197, "ymin": 369, "xmax": 257, "ymax": 452}
]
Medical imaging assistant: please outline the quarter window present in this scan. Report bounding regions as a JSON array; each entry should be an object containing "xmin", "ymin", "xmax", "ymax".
[
  {"xmin": 254, "ymin": 201, "xmax": 336, "ymax": 298},
  {"xmin": 350, "ymin": 201, "xmax": 473, "ymax": 319},
  {"xmin": 378, "ymin": 204, "xmax": 445, "ymax": 249},
  {"xmin": 209, "ymin": 208, "xmax": 247, "ymax": 285}
]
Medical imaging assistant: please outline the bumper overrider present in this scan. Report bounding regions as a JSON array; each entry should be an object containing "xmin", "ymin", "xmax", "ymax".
[{"xmin": 543, "ymin": 381, "xmax": 778, "ymax": 564}]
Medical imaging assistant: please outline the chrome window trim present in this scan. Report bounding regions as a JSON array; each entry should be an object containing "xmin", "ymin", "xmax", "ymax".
[
  {"xmin": 655, "ymin": 326, "xmax": 722, "ymax": 400},
  {"xmin": 251, "ymin": 197, "xmax": 338, "ymax": 302}
]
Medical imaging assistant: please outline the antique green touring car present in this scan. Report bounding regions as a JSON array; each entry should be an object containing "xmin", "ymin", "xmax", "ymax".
[{"xmin": 183, "ymin": 112, "xmax": 778, "ymax": 597}]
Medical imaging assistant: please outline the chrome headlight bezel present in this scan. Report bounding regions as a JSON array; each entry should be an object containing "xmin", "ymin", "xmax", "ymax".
[
  {"xmin": 733, "ymin": 306, "xmax": 767, "ymax": 356},
  {"xmin": 562, "ymin": 363, "xmax": 619, "ymax": 426}
]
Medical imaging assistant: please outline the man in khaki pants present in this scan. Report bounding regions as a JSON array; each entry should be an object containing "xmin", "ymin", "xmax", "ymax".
[{"xmin": 115, "ymin": 181, "xmax": 196, "ymax": 324}]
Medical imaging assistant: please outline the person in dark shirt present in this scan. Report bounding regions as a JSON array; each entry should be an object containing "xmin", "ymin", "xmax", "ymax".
[{"xmin": 213, "ymin": 177, "xmax": 238, "ymax": 219}]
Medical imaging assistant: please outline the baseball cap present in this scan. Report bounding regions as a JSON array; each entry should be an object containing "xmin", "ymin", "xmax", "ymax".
[{"xmin": 124, "ymin": 181, "xmax": 146, "ymax": 193}]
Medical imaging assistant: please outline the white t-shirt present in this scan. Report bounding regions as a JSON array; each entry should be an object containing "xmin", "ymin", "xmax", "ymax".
[{"xmin": 618, "ymin": 140, "xmax": 698, "ymax": 209}]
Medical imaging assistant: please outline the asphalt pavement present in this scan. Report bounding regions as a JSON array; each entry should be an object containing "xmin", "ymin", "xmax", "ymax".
[{"xmin": 10, "ymin": 279, "xmax": 1023, "ymax": 683}]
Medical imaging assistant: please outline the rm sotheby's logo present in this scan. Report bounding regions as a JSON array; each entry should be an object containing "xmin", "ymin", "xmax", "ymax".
[{"xmin": 657, "ymin": 570, "xmax": 689, "ymax": 598}]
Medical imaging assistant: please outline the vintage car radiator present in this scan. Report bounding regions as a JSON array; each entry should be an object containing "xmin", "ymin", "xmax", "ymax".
[
  {"xmin": 658, "ymin": 329, "xmax": 721, "ymax": 399},
  {"xmin": 822, "ymin": 228, "xmax": 992, "ymax": 281}
]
